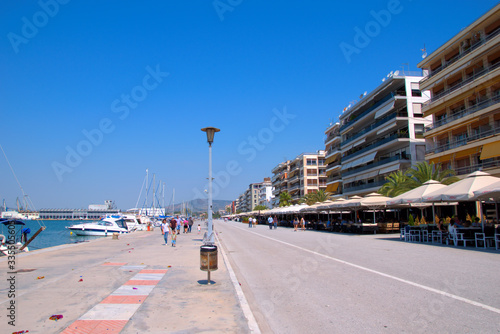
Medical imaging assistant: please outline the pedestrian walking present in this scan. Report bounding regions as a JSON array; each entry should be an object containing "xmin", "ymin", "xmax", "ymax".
[
  {"xmin": 293, "ymin": 216, "xmax": 299, "ymax": 231},
  {"xmin": 248, "ymin": 217, "xmax": 253, "ymax": 228},
  {"xmin": 268, "ymin": 216, "xmax": 273, "ymax": 229},
  {"xmin": 171, "ymin": 230, "xmax": 177, "ymax": 247},
  {"xmin": 197, "ymin": 224, "xmax": 201, "ymax": 234},
  {"xmin": 301, "ymin": 217, "xmax": 306, "ymax": 231},
  {"xmin": 273, "ymin": 215, "xmax": 278, "ymax": 229},
  {"xmin": 161, "ymin": 219, "xmax": 169, "ymax": 245},
  {"xmin": 183, "ymin": 219, "xmax": 189, "ymax": 233},
  {"xmin": 188, "ymin": 217, "xmax": 194, "ymax": 233},
  {"xmin": 176, "ymin": 216, "xmax": 181, "ymax": 234}
]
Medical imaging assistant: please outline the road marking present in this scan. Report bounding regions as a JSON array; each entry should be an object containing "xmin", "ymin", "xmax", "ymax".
[
  {"xmin": 231, "ymin": 225, "xmax": 500, "ymax": 315},
  {"xmin": 215, "ymin": 232, "xmax": 262, "ymax": 334}
]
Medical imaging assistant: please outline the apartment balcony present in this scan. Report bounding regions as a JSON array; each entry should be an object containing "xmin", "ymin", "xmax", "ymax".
[
  {"xmin": 288, "ymin": 175, "xmax": 300, "ymax": 184},
  {"xmin": 325, "ymin": 133, "xmax": 341, "ymax": 146},
  {"xmin": 342, "ymin": 155, "xmax": 411, "ymax": 178},
  {"xmin": 326, "ymin": 175, "xmax": 342, "ymax": 184},
  {"xmin": 425, "ymin": 94, "xmax": 500, "ymax": 132},
  {"xmin": 454, "ymin": 159, "xmax": 500, "ymax": 176},
  {"xmin": 288, "ymin": 183, "xmax": 300, "ymax": 192},
  {"xmin": 342, "ymin": 132, "xmax": 410, "ymax": 162},
  {"xmin": 340, "ymin": 93, "xmax": 398, "ymax": 133},
  {"xmin": 426, "ymin": 123, "xmax": 500, "ymax": 155},
  {"xmin": 422, "ymin": 27, "xmax": 500, "ymax": 82},
  {"xmin": 424, "ymin": 61, "xmax": 500, "ymax": 107},
  {"xmin": 341, "ymin": 111, "xmax": 408, "ymax": 148},
  {"xmin": 343, "ymin": 179, "xmax": 386, "ymax": 194}
]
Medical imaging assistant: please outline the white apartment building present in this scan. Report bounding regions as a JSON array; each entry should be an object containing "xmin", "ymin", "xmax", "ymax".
[
  {"xmin": 339, "ymin": 73, "xmax": 431, "ymax": 196},
  {"xmin": 258, "ymin": 177, "xmax": 274, "ymax": 208}
]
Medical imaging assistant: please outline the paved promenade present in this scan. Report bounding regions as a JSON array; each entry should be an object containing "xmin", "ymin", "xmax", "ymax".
[{"xmin": 0, "ymin": 226, "xmax": 251, "ymax": 333}]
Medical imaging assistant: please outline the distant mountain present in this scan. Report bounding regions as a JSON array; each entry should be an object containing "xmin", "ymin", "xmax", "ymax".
[{"xmin": 171, "ymin": 199, "xmax": 232, "ymax": 214}]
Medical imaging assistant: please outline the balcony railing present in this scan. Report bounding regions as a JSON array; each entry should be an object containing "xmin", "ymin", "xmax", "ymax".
[
  {"xmin": 342, "ymin": 132, "xmax": 409, "ymax": 162},
  {"xmin": 426, "ymin": 124, "xmax": 500, "ymax": 154},
  {"xmin": 324, "ymin": 132, "xmax": 340, "ymax": 144},
  {"xmin": 423, "ymin": 27, "xmax": 500, "ymax": 80},
  {"xmin": 343, "ymin": 179, "xmax": 386, "ymax": 193},
  {"xmin": 342, "ymin": 155, "xmax": 411, "ymax": 177},
  {"xmin": 454, "ymin": 159, "xmax": 500, "ymax": 176},
  {"xmin": 425, "ymin": 94, "xmax": 500, "ymax": 131},
  {"xmin": 341, "ymin": 111, "xmax": 409, "ymax": 147},
  {"xmin": 340, "ymin": 93, "xmax": 396, "ymax": 132},
  {"xmin": 425, "ymin": 61, "xmax": 500, "ymax": 106}
]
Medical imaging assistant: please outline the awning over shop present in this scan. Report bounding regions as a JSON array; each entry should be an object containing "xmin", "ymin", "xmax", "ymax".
[{"xmin": 480, "ymin": 141, "xmax": 500, "ymax": 160}]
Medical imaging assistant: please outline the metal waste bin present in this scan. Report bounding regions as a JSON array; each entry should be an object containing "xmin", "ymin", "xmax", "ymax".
[{"xmin": 200, "ymin": 245, "xmax": 218, "ymax": 271}]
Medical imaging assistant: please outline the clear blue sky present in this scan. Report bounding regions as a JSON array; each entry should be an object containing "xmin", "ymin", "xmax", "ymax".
[{"xmin": 1, "ymin": 0, "xmax": 497, "ymax": 210}]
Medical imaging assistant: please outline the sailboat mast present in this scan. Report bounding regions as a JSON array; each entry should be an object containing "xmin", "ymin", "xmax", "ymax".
[
  {"xmin": 145, "ymin": 169, "xmax": 149, "ymax": 216},
  {"xmin": 152, "ymin": 173, "xmax": 156, "ymax": 218}
]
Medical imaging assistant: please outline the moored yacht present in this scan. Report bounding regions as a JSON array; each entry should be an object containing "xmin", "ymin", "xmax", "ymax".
[{"xmin": 66, "ymin": 216, "xmax": 129, "ymax": 236}]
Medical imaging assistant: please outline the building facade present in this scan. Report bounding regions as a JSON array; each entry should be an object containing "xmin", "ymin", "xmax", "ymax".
[
  {"xmin": 258, "ymin": 177, "xmax": 274, "ymax": 208},
  {"xmin": 418, "ymin": 4, "xmax": 500, "ymax": 178},
  {"xmin": 286, "ymin": 151, "xmax": 327, "ymax": 203},
  {"xmin": 271, "ymin": 160, "xmax": 291, "ymax": 207},
  {"xmin": 324, "ymin": 122, "xmax": 342, "ymax": 195},
  {"xmin": 339, "ymin": 73, "xmax": 431, "ymax": 196}
]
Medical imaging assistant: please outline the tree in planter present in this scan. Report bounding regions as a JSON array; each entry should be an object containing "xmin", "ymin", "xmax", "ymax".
[{"xmin": 408, "ymin": 214, "xmax": 415, "ymax": 226}]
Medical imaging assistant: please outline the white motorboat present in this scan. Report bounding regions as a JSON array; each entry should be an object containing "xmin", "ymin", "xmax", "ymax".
[
  {"xmin": 120, "ymin": 214, "xmax": 148, "ymax": 231},
  {"xmin": 66, "ymin": 216, "xmax": 129, "ymax": 236}
]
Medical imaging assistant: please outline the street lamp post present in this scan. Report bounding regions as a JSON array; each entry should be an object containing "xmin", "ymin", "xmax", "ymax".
[{"xmin": 201, "ymin": 127, "xmax": 220, "ymax": 244}]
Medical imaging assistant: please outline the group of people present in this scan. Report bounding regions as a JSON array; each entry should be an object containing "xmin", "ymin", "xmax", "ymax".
[
  {"xmin": 293, "ymin": 216, "xmax": 306, "ymax": 231},
  {"xmin": 161, "ymin": 216, "xmax": 199, "ymax": 247},
  {"xmin": 267, "ymin": 215, "xmax": 278, "ymax": 229}
]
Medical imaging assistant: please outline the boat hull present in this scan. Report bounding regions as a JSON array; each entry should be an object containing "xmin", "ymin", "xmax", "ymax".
[{"xmin": 68, "ymin": 227, "xmax": 128, "ymax": 236}]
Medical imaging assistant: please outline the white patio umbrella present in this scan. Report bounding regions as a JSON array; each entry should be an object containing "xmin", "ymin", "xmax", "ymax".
[
  {"xmin": 387, "ymin": 180, "xmax": 449, "ymax": 224},
  {"xmin": 424, "ymin": 171, "xmax": 500, "ymax": 230},
  {"xmin": 471, "ymin": 179, "xmax": 500, "ymax": 201},
  {"xmin": 359, "ymin": 193, "xmax": 392, "ymax": 223},
  {"xmin": 424, "ymin": 171, "xmax": 500, "ymax": 202}
]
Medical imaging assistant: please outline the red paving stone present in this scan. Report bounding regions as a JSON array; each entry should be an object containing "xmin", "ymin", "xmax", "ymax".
[
  {"xmin": 124, "ymin": 279, "xmax": 160, "ymax": 285},
  {"xmin": 139, "ymin": 269, "xmax": 168, "ymax": 274},
  {"xmin": 101, "ymin": 262, "xmax": 127, "ymax": 266},
  {"xmin": 100, "ymin": 295, "xmax": 148, "ymax": 304},
  {"xmin": 61, "ymin": 319, "xmax": 128, "ymax": 334}
]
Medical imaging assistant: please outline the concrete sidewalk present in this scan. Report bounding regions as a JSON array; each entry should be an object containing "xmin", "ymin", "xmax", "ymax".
[{"xmin": 0, "ymin": 224, "xmax": 251, "ymax": 333}]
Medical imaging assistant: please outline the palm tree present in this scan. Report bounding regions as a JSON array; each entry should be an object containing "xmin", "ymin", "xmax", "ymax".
[
  {"xmin": 300, "ymin": 189, "xmax": 333, "ymax": 205},
  {"xmin": 406, "ymin": 161, "xmax": 459, "ymax": 188},
  {"xmin": 254, "ymin": 205, "xmax": 268, "ymax": 211},
  {"xmin": 378, "ymin": 170, "xmax": 411, "ymax": 197},
  {"xmin": 279, "ymin": 191, "xmax": 292, "ymax": 207}
]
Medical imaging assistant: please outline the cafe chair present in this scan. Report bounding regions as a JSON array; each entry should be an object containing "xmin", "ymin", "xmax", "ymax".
[
  {"xmin": 421, "ymin": 230, "xmax": 431, "ymax": 243},
  {"xmin": 431, "ymin": 230, "xmax": 443, "ymax": 244},
  {"xmin": 495, "ymin": 234, "xmax": 500, "ymax": 251},
  {"xmin": 400, "ymin": 228, "xmax": 406, "ymax": 241},
  {"xmin": 408, "ymin": 229, "xmax": 421, "ymax": 242},
  {"xmin": 454, "ymin": 233, "xmax": 474, "ymax": 247},
  {"xmin": 475, "ymin": 233, "xmax": 494, "ymax": 248}
]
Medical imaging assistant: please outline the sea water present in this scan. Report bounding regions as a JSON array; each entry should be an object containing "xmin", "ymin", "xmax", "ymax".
[{"xmin": 0, "ymin": 220, "xmax": 102, "ymax": 251}]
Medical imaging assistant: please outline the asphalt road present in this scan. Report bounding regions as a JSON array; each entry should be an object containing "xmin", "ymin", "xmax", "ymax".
[{"xmin": 216, "ymin": 219, "xmax": 500, "ymax": 334}]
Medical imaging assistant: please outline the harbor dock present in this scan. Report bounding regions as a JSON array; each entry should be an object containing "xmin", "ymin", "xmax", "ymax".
[{"xmin": 0, "ymin": 225, "xmax": 249, "ymax": 333}]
